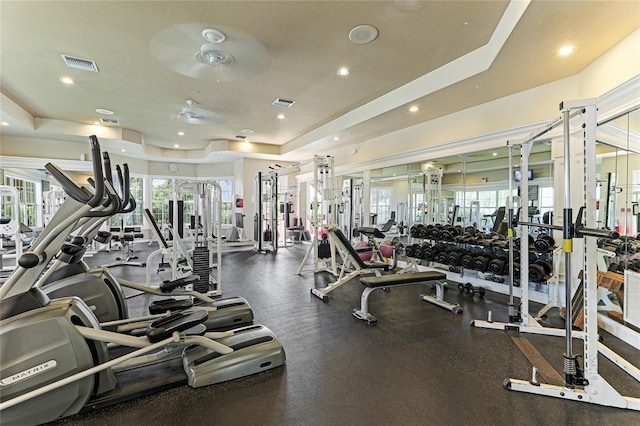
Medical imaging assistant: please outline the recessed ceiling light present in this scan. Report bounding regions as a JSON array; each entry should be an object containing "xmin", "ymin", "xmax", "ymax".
[
  {"xmin": 333, "ymin": 136, "xmax": 340, "ymax": 141},
  {"xmin": 177, "ymin": 131, "xmax": 184, "ymax": 136},
  {"xmin": 337, "ymin": 67, "xmax": 350, "ymax": 76},
  {"xmin": 94, "ymin": 108, "xmax": 114, "ymax": 115},
  {"xmin": 558, "ymin": 45, "xmax": 576, "ymax": 56},
  {"xmin": 174, "ymin": 144, "xmax": 180, "ymax": 148},
  {"xmin": 1, "ymin": 121, "xmax": 9, "ymax": 126},
  {"xmin": 409, "ymin": 106, "xmax": 419, "ymax": 113},
  {"xmin": 492, "ymin": 152, "xmax": 498, "ymax": 156},
  {"xmin": 121, "ymin": 149, "xmax": 126, "ymax": 153},
  {"xmin": 60, "ymin": 77, "xmax": 74, "ymax": 85},
  {"xmin": 242, "ymin": 129, "xmax": 255, "ymax": 134},
  {"xmin": 277, "ymin": 114, "xmax": 285, "ymax": 120}
]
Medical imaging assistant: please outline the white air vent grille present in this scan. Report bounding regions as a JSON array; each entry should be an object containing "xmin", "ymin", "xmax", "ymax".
[
  {"xmin": 272, "ymin": 98, "xmax": 295, "ymax": 108},
  {"xmin": 624, "ymin": 270, "xmax": 640, "ymax": 328},
  {"xmin": 234, "ymin": 135, "xmax": 247, "ymax": 140},
  {"xmin": 100, "ymin": 118, "xmax": 119, "ymax": 125},
  {"xmin": 61, "ymin": 55, "xmax": 99, "ymax": 72}
]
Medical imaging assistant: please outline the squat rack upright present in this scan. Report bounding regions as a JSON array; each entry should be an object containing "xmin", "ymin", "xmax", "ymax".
[{"xmin": 497, "ymin": 99, "xmax": 639, "ymax": 410}]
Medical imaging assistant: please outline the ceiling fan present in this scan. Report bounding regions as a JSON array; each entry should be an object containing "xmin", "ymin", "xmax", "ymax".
[
  {"xmin": 150, "ymin": 23, "xmax": 270, "ymax": 82},
  {"xmin": 174, "ymin": 99, "xmax": 225, "ymax": 125}
]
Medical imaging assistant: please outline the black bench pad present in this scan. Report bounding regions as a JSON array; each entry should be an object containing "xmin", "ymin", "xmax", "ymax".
[{"xmin": 360, "ymin": 271, "xmax": 445, "ymax": 288}]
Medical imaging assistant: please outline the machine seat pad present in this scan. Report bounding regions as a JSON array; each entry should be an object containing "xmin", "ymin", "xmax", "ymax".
[
  {"xmin": 358, "ymin": 226, "xmax": 386, "ymax": 238},
  {"xmin": 360, "ymin": 271, "xmax": 445, "ymax": 288},
  {"xmin": 146, "ymin": 310, "xmax": 208, "ymax": 343},
  {"xmin": 160, "ymin": 275, "xmax": 199, "ymax": 292},
  {"xmin": 149, "ymin": 298, "xmax": 194, "ymax": 314}
]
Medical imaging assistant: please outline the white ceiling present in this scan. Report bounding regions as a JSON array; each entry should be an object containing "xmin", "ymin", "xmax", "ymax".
[{"xmin": 1, "ymin": 1, "xmax": 639, "ymax": 164}]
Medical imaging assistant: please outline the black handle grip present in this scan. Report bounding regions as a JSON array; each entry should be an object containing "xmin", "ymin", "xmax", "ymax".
[
  {"xmin": 120, "ymin": 164, "xmax": 136, "ymax": 213},
  {"xmin": 103, "ymin": 152, "xmax": 113, "ymax": 185},
  {"xmin": 87, "ymin": 135, "xmax": 104, "ymax": 208}
]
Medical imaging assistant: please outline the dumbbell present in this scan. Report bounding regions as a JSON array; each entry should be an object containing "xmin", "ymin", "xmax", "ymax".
[
  {"xmin": 534, "ymin": 234, "xmax": 555, "ymax": 253},
  {"xmin": 404, "ymin": 244, "xmax": 416, "ymax": 258},
  {"xmin": 448, "ymin": 250, "xmax": 466, "ymax": 266},
  {"xmin": 528, "ymin": 259, "xmax": 553, "ymax": 282},
  {"xmin": 488, "ymin": 257, "xmax": 507, "ymax": 275},
  {"xmin": 473, "ymin": 255, "xmax": 491, "ymax": 272},
  {"xmin": 436, "ymin": 251, "xmax": 449, "ymax": 265},
  {"xmin": 410, "ymin": 224, "xmax": 423, "ymax": 238},
  {"xmin": 461, "ymin": 254, "xmax": 475, "ymax": 269},
  {"xmin": 457, "ymin": 282, "xmax": 486, "ymax": 297}
]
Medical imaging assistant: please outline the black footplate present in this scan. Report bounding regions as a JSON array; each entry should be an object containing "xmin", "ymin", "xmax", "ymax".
[
  {"xmin": 149, "ymin": 298, "xmax": 194, "ymax": 314},
  {"xmin": 146, "ymin": 310, "xmax": 208, "ymax": 343},
  {"xmin": 160, "ymin": 275, "xmax": 200, "ymax": 292}
]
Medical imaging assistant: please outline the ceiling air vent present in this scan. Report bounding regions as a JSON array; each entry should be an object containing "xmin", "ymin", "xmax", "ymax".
[
  {"xmin": 100, "ymin": 118, "xmax": 119, "ymax": 125},
  {"xmin": 61, "ymin": 55, "xmax": 99, "ymax": 72},
  {"xmin": 234, "ymin": 135, "xmax": 248, "ymax": 140},
  {"xmin": 272, "ymin": 98, "xmax": 295, "ymax": 108}
]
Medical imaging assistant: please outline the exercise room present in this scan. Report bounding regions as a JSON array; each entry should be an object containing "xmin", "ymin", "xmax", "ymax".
[{"xmin": 1, "ymin": 1, "xmax": 639, "ymax": 425}]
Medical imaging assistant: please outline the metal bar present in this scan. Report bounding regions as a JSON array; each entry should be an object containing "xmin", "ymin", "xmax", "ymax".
[{"xmin": 561, "ymin": 105, "xmax": 574, "ymax": 379}]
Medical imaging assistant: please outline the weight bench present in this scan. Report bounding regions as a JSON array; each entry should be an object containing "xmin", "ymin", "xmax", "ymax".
[
  {"xmin": 310, "ymin": 227, "xmax": 390, "ymax": 301},
  {"xmin": 353, "ymin": 271, "xmax": 460, "ymax": 325}
]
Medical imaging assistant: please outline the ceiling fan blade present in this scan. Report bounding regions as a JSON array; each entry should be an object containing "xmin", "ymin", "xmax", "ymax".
[{"xmin": 150, "ymin": 22, "xmax": 270, "ymax": 81}]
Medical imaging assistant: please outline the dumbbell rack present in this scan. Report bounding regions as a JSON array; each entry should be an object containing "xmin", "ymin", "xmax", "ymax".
[{"xmin": 404, "ymin": 224, "xmax": 557, "ymax": 305}]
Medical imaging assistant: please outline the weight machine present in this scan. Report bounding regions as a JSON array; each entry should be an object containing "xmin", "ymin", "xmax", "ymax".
[
  {"xmin": 297, "ymin": 155, "xmax": 340, "ymax": 276},
  {"xmin": 474, "ymin": 99, "xmax": 639, "ymax": 410},
  {"xmin": 255, "ymin": 171, "xmax": 278, "ymax": 253},
  {"xmin": 171, "ymin": 180, "xmax": 223, "ymax": 296}
]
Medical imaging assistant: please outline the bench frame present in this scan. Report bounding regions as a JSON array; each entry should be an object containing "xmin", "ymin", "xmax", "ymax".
[
  {"xmin": 310, "ymin": 228, "xmax": 389, "ymax": 301},
  {"xmin": 353, "ymin": 271, "xmax": 461, "ymax": 325}
]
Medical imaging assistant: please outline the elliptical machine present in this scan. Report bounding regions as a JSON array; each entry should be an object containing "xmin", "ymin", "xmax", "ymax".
[
  {"xmin": 39, "ymin": 154, "xmax": 253, "ymax": 331},
  {"xmin": 0, "ymin": 136, "xmax": 285, "ymax": 425}
]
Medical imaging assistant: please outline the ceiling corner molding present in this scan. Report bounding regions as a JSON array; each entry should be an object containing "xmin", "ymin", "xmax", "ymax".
[
  {"xmin": 281, "ymin": 0, "xmax": 531, "ymax": 154},
  {"xmin": 0, "ymin": 92, "xmax": 35, "ymax": 129}
]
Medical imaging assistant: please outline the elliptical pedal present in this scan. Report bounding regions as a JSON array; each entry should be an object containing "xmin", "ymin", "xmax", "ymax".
[{"xmin": 183, "ymin": 324, "xmax": 285, "ymax": 388}]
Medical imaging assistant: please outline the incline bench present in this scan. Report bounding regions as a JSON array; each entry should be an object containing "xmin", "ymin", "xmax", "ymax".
[
  {"xmin": 353, "ymin": 270, "xmax": 462, "ymax": 325},
  {"xmin": 310, "ymin": 227, "xmax": 390, "ymax": 301}
]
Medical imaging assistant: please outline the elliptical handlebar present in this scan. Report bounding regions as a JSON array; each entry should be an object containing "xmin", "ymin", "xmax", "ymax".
[
  {"xmin": 87, "ymin": 135, "xmax": 105, "ymax": 208},
  {"xmin": 86, "ymin": 179, "xmax": 121, "ymax": 217},
  {"xmin": 42, "ymin": 135, "xmax": 105, "ymax": 207},
  {"xmin": 103, "ymin": 152, "xmax": 114, "ymax": 185},
  {"xmin": 118, "ymin": 164, "xmax": 136, "ymax": 214}
]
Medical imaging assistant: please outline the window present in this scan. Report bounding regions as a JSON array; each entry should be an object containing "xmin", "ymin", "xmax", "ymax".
[
  {"xmin": 370, "ymin": 187, "xmax": 392, "ymax": 224},
  {"xmin": 3, "ymin": 176, "xmax": 38, "ymax": 227},
  {"xmin": 218, "ymin": 179, "xmax": 233, "ymax": 225},
  {"xmin": 151, "ymin": 179, "xmax": 172, "ymax": 225},
  {"xmin": 109, "ymin": 176, "xmax": 144, "ymax": 228}
]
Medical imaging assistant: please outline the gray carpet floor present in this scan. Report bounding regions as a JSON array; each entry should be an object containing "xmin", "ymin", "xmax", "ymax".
[{"xmin": 48, "ymin": 241, "xmax": 640, "ymax": 425}]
